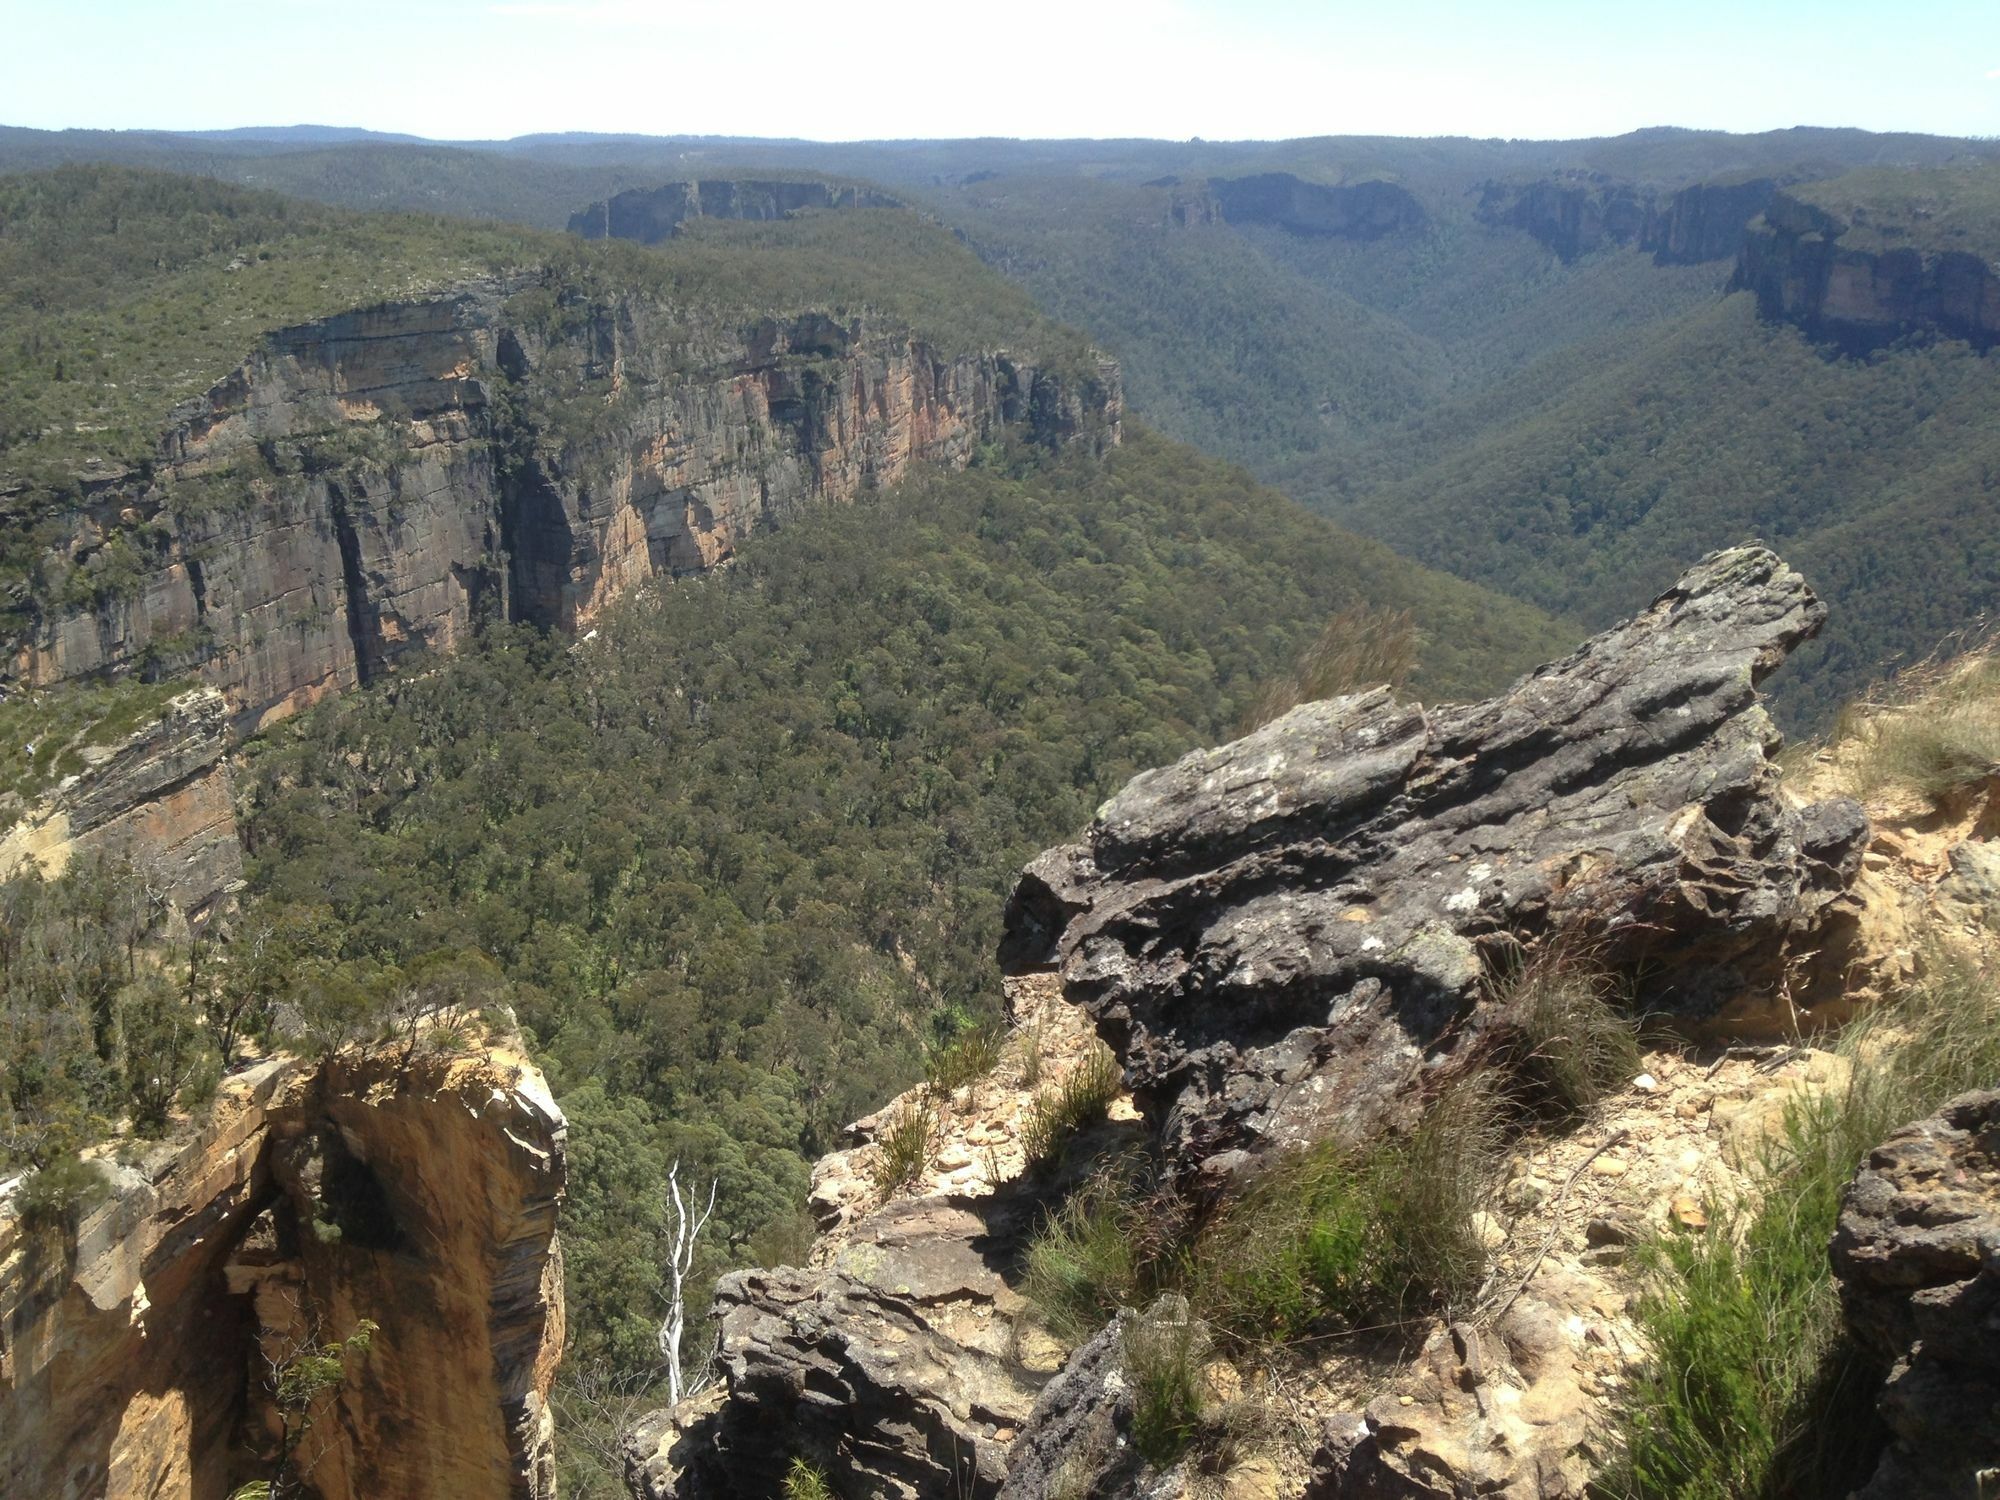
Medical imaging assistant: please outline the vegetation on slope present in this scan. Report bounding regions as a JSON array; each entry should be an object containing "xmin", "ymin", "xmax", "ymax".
[{"xmin": 223, "ymin": 430, "xmax": 1560, "ymax": 1491}]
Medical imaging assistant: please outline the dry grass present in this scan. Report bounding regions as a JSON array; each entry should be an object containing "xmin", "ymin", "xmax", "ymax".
[
  {"xmin": 1239, "ymin": 603, "xmax": 1420, "ymax": 733},
  {"xmin": 1493, "ymin": 944, "xmax": 1643, "ymax": 1117},
  {"xmin": 1811, "ymin": 646, "xmax": 2000, "ymax": 804}
]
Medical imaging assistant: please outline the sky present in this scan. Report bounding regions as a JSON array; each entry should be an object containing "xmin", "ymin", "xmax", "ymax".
[{"xmin": 3, "ymin": 0, "xmax": 1998, "ymax": 144}]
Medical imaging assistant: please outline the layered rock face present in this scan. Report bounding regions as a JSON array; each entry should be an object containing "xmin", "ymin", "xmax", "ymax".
[
  {"xmin": 8, "ymin": 287, "xmax": 1119, "ymax": 736},
  {"xmin": 0, "ymin": 1044, "xmax": 566, "ymax": 1500},
  {"xmin": 1831, "ymin": 1088, "xmax": 2000, "ymax": 1500},
  {"xmin": 567, "ymin": 179, "xmax": 906, "ymax": 244},
  {"xmin": 1476, "ymin": 174, "xmax": 1780, "ymax": 265},
  {"xmin": 1204, "ymin": 173, "xmax": 1427, "ymax": 239},
  {"xmin": 0, "ymin": 685, "xmax": 241, "ymax": 911},
  {"xmin": 626, "ymin": 976, "xmax": 1109, "ymax": 1500},
  {"xmin": 1001, "ymin": 547, "xmax": 1869, "ymax": 1185},
  {"xmin": 1735, "ymin": 188, "xmax": 2000, "ymax": 352}
]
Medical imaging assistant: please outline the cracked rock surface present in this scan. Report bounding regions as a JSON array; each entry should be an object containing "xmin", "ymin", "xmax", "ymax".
[
  {"xmin": 1832, "ymin": 1087, "xmax": 2000, "ymax": 1500},
  {"xmin": 1001, "ymin": 547, "xmax": 1868, "ymax": 1185}
]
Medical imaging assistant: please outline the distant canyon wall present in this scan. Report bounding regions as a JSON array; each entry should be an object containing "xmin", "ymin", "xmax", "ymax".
[
  {"xmin": 1734, "ymin": 189, "xmax": 2000, "ymax": 353},
  {"xmin": 1475, "ymin": 173, "xmax": 1782, "ymax": 264},
  {"xmin": 7, "ymin": 283, "xmax": 1121, "ymax": 737},
  {"xmin": 567, "ymin": 178, "xmax": 907, "ymax": 244}
]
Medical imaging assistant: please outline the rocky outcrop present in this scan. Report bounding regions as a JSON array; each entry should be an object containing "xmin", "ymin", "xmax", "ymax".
[
  {"xmin": 630, "ymin": 1199, "xmax": 1037, "ymax": 1500},
  {"xmin": 1734, "ymin": 187, "xmax": 2000, "ymax": 352},
  {"xmin": 1476, "ymin": 174, "xmax": 1779, "ymax": 264},
  {"xmin": 8, "ymin": 283, "xmax": 1120, "ymax": 736},
  {"xmin": 567, "ymin": 178, "xmax": 906, "ymax": 243},
  {"xmin": 0, "ymin": 685, "xmax": 240, "ymax": 911},
  {"xmin": 625, "ymin": 977, "xmax": 1109, "ymax": 1500},
  {"xmin": 1001, "ymin": 547, "xmax": 1869, "ymax": 1186},
  {"xmin": 1831, "ymin": 1088, "xmax": 2000, "ymax": 1500},
  {"xmin": 1201, "ymin": 174, "xmax": 1427, "ymax": 240},
  {"xmin": 0, "ymin": 1042, "xmax": 566, "ymax": 1500}
]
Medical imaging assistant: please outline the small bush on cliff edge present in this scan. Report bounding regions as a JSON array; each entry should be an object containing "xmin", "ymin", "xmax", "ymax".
[{"xmin": 1491, "ymin": 944, "xmax": 1643, "ymax": 1118}]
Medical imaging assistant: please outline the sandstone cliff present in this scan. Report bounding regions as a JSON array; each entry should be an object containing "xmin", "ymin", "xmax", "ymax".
[
  {"xmin": 1157, "ymin": 173, "xmax": 1426, "ymax": 239},
  {"xmin": 7, "ymin": 285, "xmax": 1120, "ymax": 736},
  {"xmin": 1734, "ymin": 187, "xmax": 2000, "ymax": 351},
  {"xmin": 0, "ymin": 685, "xmax": 240, "ymax": 911},
  {"xmin": 1476, "ymin": 172, "xmax": 1781, "ymax": 264},
  {"xmin": 0, "ymin": 1041, "xmax": 566, "ymax": 1500},
  {"xmin": 567, "ymin": 179, "xmax": 907, "ymax": 244}
]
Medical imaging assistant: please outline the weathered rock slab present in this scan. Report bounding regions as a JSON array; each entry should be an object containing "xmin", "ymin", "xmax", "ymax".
[
  {"xmin": 1003, "ymin": 547, "xmax": 1868, "ymax": 1183},
  {"xmin": 1831, "ymin": 1087, "xmax": 2000, "ymax": 1500}
]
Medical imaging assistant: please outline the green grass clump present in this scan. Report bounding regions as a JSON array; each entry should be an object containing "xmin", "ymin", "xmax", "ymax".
[
  {"xmin": 1123, "ymin": 1295, "xmax": 1209, "ymax": 1469},
  {"xmin": 1022, "ymin": 1176, "xmax": 1147, "ymax": 1344},
  {"xmin": 1194, "ymin": 1081, "xmax": 1506, "ymax": 1342},
  {"xmin": 1611, "ymin": 946, "xmax": 2000, "ymax": 1499},
  {"xmin": 1494, "ymin": 946, "xmax": 1643, "ymax": 1117},
  {"xmin": 1019, "ymin": 1042, "xmax": 1122, "ymax": 1167},
  {"xmin": 923, "ymin": 1022, "xmax": 1002, "ymax": 1098},
  {"xmin": 869, "ymin": 1100, "xmax": 936, "ymax": 1201},
  {"xmin": 782, "ymin": 1458, "xmax": 834, "ymax": 1500}
]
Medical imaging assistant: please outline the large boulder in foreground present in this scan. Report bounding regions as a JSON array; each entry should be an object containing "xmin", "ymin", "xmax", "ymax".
[
  {"xmin": 1001, "ymin": 547, "xmax": 1869, "ymax": 1183},
  {"xmin": 1831, "ymin": 1088, "xmax": 2000, "ymax": 1500}
]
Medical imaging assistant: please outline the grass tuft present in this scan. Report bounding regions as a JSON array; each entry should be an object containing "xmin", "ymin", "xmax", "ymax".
[
  {"xmin": 869, "ymin": 1100, "xmax": 936, "ymax": 1201},
  {"xmin": 1019, "ymin": 1042, "xmax": 1121, "ymax": 1168},
  {"xmin": 1123, "ymin": 1295, "xmax": 1209, "ymax": 1469},
  {"xmin": 1494, "ymin": 945, "xmax": 1643, "ymax": 1117},
  {"xmin": 923, "ymin": 1023, "xmax": 1002, "ymax": 1098},
  {"xmin": 1239, "ymin": 602, "xmax": 1420, "ymax": 733},
  {"xmin": 1022, "ymin": 1174, "xmax": 1147, "ymax": 1344},
  {"xmin": 1823, "ymin": 650, "xmax": 2000, "ymax": 804},
  {"xmin": 1609, "ymin": 944, "xmax": 2000, "ymax": 1499},
  {"xmin": 782, "ymin": 1457, "xmax": 834, "ymax": 1500}
]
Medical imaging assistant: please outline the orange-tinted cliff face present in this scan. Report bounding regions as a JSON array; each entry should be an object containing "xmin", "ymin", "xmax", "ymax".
[
  {"xmin": 9, "ymin": 284, "xmax": 1121, "ymax": 737},
  {"xmin": 0, "ymin": 1044, "xmax": 566, "ymax": 1500}
]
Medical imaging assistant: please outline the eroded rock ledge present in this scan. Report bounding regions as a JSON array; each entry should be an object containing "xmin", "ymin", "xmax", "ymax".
[
  {"xmin": 1001, "ymin": 546, "xmax": 1868, "ymax": 1186},
  {"xmin": 1832, "ymin": 1088, "xmax": 2000, "ymax": 1500},
  {"xmin": 0, "ymin": 1042, "xmax": 566, "ymax": 1500}
]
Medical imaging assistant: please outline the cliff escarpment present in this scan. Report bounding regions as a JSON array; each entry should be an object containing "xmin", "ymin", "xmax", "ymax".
[
  {"xmin": 7, "ymin": 282, "xmax": 1120, "ymax": 736},
  {"xmin": 1188, "ymin": 172, "xmax": 1426, "ymax": 239},
  {"xmin": 1476, "ymin": 172, "xmax": 1782, "ymax": 264},
  {"xmin": 567, "ymin": 178, "xmax": 906, "ymax": 243},
  {"xmin": 1734, "ymin": 186, "xmax": 2000, "ymax": 352},
  {"xmin": 0, "ymin": 1042, "xmax": 566, "ymax": 1500},
  {"xmin": 0, "ymin": 684, "xmax": 240, "ymax": 911}
]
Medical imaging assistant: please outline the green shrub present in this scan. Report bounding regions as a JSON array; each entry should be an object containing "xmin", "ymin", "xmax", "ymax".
[
  {"xmin": 1123, "ymin": 1295, "xmax": 1209, "ymax": 1469},
  {"xmin": 782, "ymin": 1458, "xmax": 834, "ymax": 1500},
  {"xmin": 1019, "ymin": 1043, "xmax": 1121, "ymax": 1167},
  {"xmin": 870, "ymin": 1100, "xmax": 935, "ymax": 1200},
  {"xmin": 1611, "ymin": 946, "xmax": 2000, "ymax": 1499},
  {"xmin": 15, "ymin": 1152, "xmax": 110, "ymax": 1232}
]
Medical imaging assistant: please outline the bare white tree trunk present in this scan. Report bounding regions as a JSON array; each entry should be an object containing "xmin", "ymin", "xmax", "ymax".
[{"xmin": 657, "ymin": 1159, "xmax": 717, "ymax": 1406}]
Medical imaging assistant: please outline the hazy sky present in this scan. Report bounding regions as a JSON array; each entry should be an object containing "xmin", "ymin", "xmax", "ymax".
[{"xmin": 4, "ymin": 0, "xmax": 1998, "ymax": 143}]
